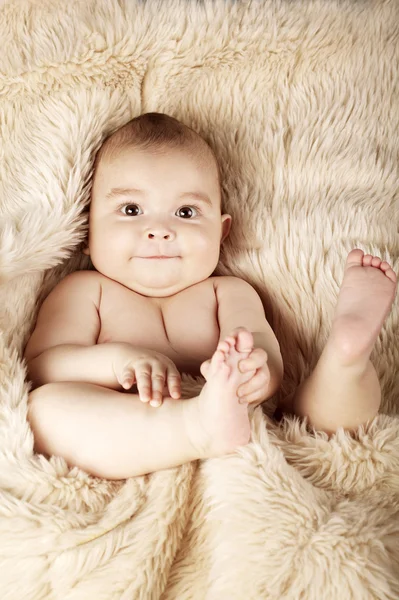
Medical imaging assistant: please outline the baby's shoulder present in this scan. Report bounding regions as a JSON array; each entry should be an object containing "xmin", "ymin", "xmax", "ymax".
[
  {"xmin": 210, "ymin": 276, "xmax": 259, "ymax": 307},
  {"xmin": 210, "ymin": 275, "xmax": 253, "ymax": 293},
  {"xmin": 52, "ymin": 269, "xmax": 103, "ymax": 305},
  {"xmin": 58, "ymin": 268, "xmax": 103, "ymax": 289}
]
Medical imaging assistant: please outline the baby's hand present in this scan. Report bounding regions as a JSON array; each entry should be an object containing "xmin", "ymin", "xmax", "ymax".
[
  {"xmin": 235, "ymin": 347, "xmax": 270, "ymax": 405},
  {"xmin": 113, "ymin": 345, "xmax": 181, "ymax": 407}
]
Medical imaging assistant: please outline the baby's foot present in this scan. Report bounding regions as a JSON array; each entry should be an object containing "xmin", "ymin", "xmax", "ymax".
[
  {"xmin": 328, "ymin": 249, "xmax": 397, "ymax": 367},
  {"xmin": 215, "ymin": 329, "xmax": 257, "ymax": 403},
  {"xmin": 186, "ymin": 335, "xmax": 255, "ymax": 459},
  {"xmin": 200, "ymin": 328, "xmax": 255, "ymax": 386}
]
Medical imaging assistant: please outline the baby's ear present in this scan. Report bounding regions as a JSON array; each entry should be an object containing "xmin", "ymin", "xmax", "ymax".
[
  {"xmin": 82, "ymin": 245, "xmax": 90, "ymax": 256},
  {"xmin": 220, "ymin": 214, "xmax": 232, "ymax": 242}
]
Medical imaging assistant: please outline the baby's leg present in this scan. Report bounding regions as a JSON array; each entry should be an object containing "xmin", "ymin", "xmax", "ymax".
[
  {"xmin": 28, "ymin": 338, "xmax": 254, "ymax": 479},
  {"xmin": 290, "ymin": 249, "xmax": 397, "ymax": 434}
]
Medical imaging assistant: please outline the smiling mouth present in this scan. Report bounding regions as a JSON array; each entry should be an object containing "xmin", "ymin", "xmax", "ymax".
[{"xmin": 138, "ymin": 256, "xmax": 179, "ymax": 259}]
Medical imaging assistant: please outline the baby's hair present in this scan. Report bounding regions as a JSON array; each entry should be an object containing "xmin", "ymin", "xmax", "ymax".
[{"xmin": 93, "ymin": 112, "xmax": 222, "ymax": 190}]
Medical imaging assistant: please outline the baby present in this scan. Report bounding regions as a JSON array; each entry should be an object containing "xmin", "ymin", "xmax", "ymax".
[{"xmin": 24, "ymin": 113, "xmax": 397, "ymax": 480}]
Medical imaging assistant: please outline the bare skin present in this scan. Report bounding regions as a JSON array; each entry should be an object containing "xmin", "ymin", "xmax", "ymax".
[
  {"xmin": 27, "ymin": 332, "xmax": 255, "ymax": 479},
  {"xmin": 24, "ymin": 138, "xmax": 397, "ymax": 478},
  {"xmin": 290, "ymin": 249, "xmax": 397, "ymax": 433},
  {"xmin": 25, "ymin": 244, "xmax": 396, "ymax": 477},
  {"xmin": 187, "ymin": 336, "xmax": 254, "ymax": 458},
  {"xmin": 327, "ymin": 250, "xmax": 396, "ymax": 366}
]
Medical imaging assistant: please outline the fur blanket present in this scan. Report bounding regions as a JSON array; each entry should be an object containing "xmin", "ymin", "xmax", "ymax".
[{"xmin": 0, "ymin": 0, "xmax": 398, "ymax": 598}]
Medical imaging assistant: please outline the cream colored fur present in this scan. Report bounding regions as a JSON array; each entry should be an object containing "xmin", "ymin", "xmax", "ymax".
[{"xmin": 0, "ymin": 0, "xmax": 398, "ymax": 598}]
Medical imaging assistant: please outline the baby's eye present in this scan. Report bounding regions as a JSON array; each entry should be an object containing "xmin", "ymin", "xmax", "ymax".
[
  {"xmin": 176, "ymin": 205, "xmax": 200, "ymax": 219},
  {"xmin": 120, "ymin": 204, "xmax": 141, "ymax": 216},
  {"xmin": 117, "ymin": 203, "xmax": 201, "ymax": 218}
]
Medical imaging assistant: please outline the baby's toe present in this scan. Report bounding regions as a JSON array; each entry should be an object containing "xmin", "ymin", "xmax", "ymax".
[
  {"xmin": 236, "ymin": 330, "xmax": 253, "ymax": 353},
  {"xmin": 380, "ymin": 261, "xmax": 394, "ymax": 274},
  {"xmin": 385, "ymin": 268, "xmax": 397, "ymax": 284},
  {"xmin": 212, "ymin": 349, "xmax": 226, "ymax": 367},
  {"xmin": 346, "ymin": 249, "xmax": 364, "ymax": 267},
  {"xmin": 217, "ymin": 340, "xmax": 231, "ymax": 354},
  {"xmin": 371, "ymin": 256, "xmax": 381, "ymax": 268},
  {"xmin": 362, "ymin": 254, "xmax": 373, "ymax": 266}
]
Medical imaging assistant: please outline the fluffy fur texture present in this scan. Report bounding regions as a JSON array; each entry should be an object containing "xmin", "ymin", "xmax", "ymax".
[{"xmin": 0, "ymin": 0, "xmax": 398, "ymax": 598}]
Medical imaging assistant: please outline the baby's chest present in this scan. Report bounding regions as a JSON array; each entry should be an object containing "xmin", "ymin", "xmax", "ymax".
[{"xmin": 97, "ymin": 280, "xmax": 220, "ymax": 373}]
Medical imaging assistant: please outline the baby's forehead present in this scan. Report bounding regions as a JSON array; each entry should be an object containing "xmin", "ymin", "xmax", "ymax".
[
  {"xmin": 92, "ymin": 144, "xmax": 221, "ymax": 206},
  {"xmin": 96, "ymin": 147, "xmax": 218, "ymax": 183}
]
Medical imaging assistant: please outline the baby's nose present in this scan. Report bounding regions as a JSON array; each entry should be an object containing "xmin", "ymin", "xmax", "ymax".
[{"xmin": 146, "ymin": 227, "xmax": 175, "ymax": 241}]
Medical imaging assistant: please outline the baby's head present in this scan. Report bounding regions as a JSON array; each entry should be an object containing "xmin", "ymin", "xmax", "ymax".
[{"xmin": 84, "ymin": 113, "xmax": 231, "ymax": 298}]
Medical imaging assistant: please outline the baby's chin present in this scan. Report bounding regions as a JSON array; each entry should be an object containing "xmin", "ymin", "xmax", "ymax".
[
  {"xmin": 128, "ymin": 276, "xmax": 214, "ymax": 298},
  {"xmin": 120, "ymin": 277, "xmax": 198, "ymax": 298},
  {"xmin": 98, "ymin": 262, "xmax": 215, "ymax": 297}
]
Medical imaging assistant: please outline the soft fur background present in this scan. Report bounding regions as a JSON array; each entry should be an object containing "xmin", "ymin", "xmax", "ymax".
[{"xmin": 0, "ymin": 0, "xmax": 398, "ymax": 598}]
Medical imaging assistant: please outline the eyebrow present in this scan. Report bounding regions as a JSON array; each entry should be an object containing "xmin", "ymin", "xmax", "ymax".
[{"xmin": 105, "ymin": 187, "xmax": 213, "ymax": 207}]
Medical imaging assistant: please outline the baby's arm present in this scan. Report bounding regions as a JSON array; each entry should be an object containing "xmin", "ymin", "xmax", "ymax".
[
  {"xmin": 24, "ymin": 271, "xmax": 123, "ymax": 390},
  {"xmin": 215, "ymin": 277, "xmax": 284, "ymax": 401}
]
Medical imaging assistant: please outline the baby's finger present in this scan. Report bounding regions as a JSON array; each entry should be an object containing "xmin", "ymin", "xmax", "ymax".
[
  {"xmin": 239, "ymin": 349, "xmax": 267, "ymax": 372},
  {"xmin": 121, "ymin": 370, "xmax": 135, "ymax": 389},
  {"xmin": 167, "ymin": 368, "xmax": 181, "ymax": 399},
  {"xmin": 135, "ymin": 367, "xmax": 152, "ymax": 403},
  {"xmin": 238, "ymin": 390, "xmax": 263, "ymax": 405},
  {"xmin": 237, "ymin": 380, "xmax": 257, "ymax": 399},
  {"xmin": 238, "ymin": 369, "xmax": 269, "ymax": 398},
  {"xmin": 150, "ymin": 369, "xmax": 166, "ymax": 407},
  {"xmin": 239, "ymin": 358, "xmax": 259, "ymax": 372}
]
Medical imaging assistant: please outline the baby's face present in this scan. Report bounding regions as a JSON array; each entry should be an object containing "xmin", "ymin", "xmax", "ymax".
[{"xmin": 85, "ymin": 147, "xmax": 231, "ymax": 297}]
